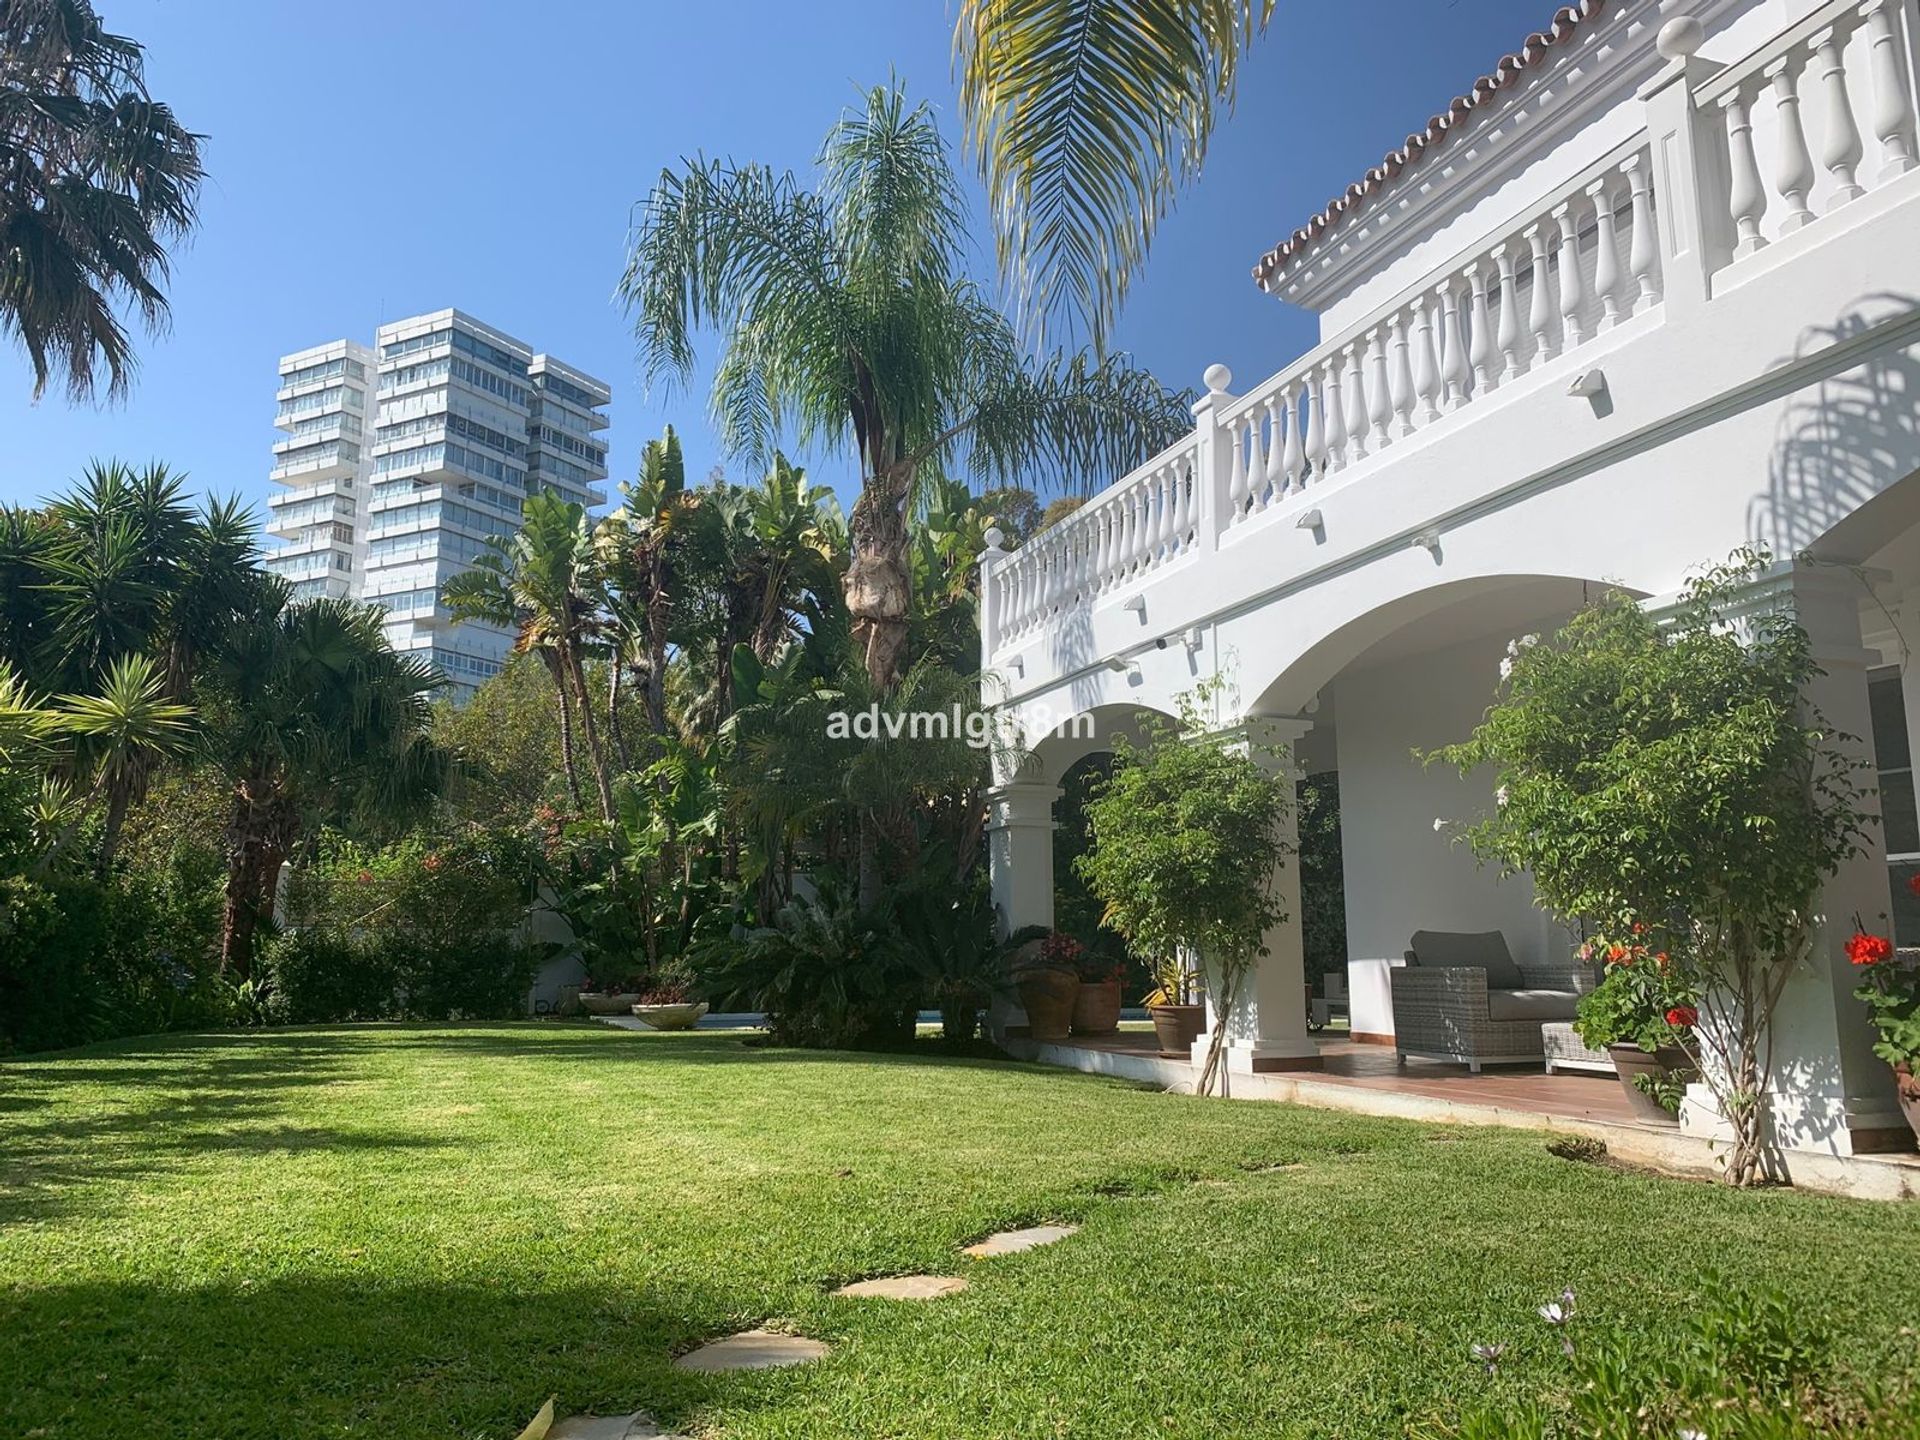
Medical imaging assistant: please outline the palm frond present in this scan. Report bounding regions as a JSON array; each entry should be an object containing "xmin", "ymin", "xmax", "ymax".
[{"xmin": 956, "ymin": 0, "xmax": 1273, "ymax": 350}]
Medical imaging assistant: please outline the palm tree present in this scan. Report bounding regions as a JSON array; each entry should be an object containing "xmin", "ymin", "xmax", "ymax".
[
  {"xmin": 8, "ymin": 463, "xmax": 255, "ymax": 863},
  {"xmin": 2, "ymin": 0, "xmax": 205, "ymax": 402},
  {"xmin": 620, "ymin": 80, "xmax": 1189, "ymax": 696},
  {"xmin": 43, "ymin": 651, "xmax": 193, "ymax": 871},
  {"xmin": 596, "ymin": 426, "xmax": 693, "ymax": 747},
  {"xmin": 955, "ymin": 0, "xmax": 1275, "ymax": 349},
  {"xmin": 200, "ymin": 586, "xmax": 445, "ymax": 979},
  {"xmin": 444, "ymin": 492, "xmax": 613, "ymax": 820}
]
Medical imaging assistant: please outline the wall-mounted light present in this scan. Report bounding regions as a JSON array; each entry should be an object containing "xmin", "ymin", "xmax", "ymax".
[
  {"xmin": 1412, "ymin": 528, "xmax": 1442, "ymax": 554},
  {"xmin": 1121, "ymin": 593, "xmax": 1147, "ymax": 616},
  {"xmin": 1184, "ymin": 626, "xmax": 1204, "ymax": 652},
  {"xmin": 1007, "ymin": 653, "xmax": 1025, "ymax": 677},
  {"xmin": 1295, "ymin": 507, "xmax": 1323, "ymax": 532},
  {"xmin": 1567, "ymin": 369, "xmax": 1607, "ymax": 399},
  {"xmin": 1105, "ymin": 657, "xmax": 1132, "ymax": 672}
]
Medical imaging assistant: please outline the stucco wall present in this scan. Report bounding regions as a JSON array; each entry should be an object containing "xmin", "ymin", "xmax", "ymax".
[{"xmin": 1333, "ymin": 630, "xmax": 1571, "ymax": 973}]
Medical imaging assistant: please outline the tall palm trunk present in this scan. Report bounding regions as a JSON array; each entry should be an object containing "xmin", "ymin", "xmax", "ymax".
[
  {"xmin": 561, "ymin": 633, "xmax": 615, "ymax": 820},
  {"xmin": 542, "ymin": 649, "xmax": 584, "ymax": 810},
  {"xmin": 644, "ymin": 557, "xmax": 672, "ymax": 739},
  {"xmin": 846, "ymin": 480, "xmax": 913, "ymax": 694},
  {"xmin": 220, "ymin": 779, "xmax": 296, "ymax": 981}
]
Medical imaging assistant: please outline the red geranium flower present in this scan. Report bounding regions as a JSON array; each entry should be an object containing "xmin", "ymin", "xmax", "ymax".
[
  {"xmin": 1846, "ymin": 931, "xmax": 1894, "ymax": 967},
  {"xmin": 1664, "ymin": 1005, "xmax": 1697, "ymax": 1029},
  {"xmin": 423, "ymin": 852, "xmax": 443, "ymax": 873}
]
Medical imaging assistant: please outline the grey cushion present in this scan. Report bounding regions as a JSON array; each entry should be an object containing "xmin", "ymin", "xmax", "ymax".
[
  {"xmin": 1485, "ymin": 988, "xmax": 1582, "ymax": 1022},
  {"xmin": 1407, "ymin": 930, "xmax": 1524, "ymax": 990}
]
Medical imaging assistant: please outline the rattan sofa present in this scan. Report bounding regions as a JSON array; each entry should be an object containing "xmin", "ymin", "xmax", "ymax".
[{"xmin": 1390, "ymin": 929, "xmax": 1596, "ymax": 1072}]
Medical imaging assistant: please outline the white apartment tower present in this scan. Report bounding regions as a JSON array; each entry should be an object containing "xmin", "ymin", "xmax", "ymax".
[
  {"xmin": 264, "ymin": 308, "xmax": 611, "ymax": 696},
  {"xmin": 264, "ymin": 339, "xmax": 377, "ymax": 599}
]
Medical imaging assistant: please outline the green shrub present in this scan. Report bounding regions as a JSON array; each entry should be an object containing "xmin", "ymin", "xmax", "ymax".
[
  {"xmin": 0, "ymin": 857, "xmax": 229, "ymax": 1054},
  {"xmin": 260, "ymin": 931, "xmax": 543, "ymax": 1025},
  {"xmin": 696, "ymin": 884, "xmax": 921, "ymax": 1049}
]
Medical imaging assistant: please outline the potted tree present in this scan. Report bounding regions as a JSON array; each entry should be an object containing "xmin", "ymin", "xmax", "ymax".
[
  {"xmin": 1572, "ymin": 937, "xmax": 1700, "ymax": 1126},
  {"xmin": 1849, "ymin": 924, "xmax": 1920, "ymax": 1139},
  {"xmin": 1073, "ymin": 687, "xmax": 1295, "ymax": 1094},
  {"xmin": 1006, "ymin": 926, "xmax": 1082, "ymax": 1041},
  {"xmin": 1431, "ymin": 552, "xmax": 1874, "ymax": 1185}
]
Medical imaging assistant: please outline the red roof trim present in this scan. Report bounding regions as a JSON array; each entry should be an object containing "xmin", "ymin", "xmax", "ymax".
[{"xmin": 1252, "ymin": 0, "xmax": 1614, "ymax": 290}]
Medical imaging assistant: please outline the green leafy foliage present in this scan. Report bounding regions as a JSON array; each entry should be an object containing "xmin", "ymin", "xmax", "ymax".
[{"xmin": 1431, "ymin": 551, "xmax": 1873, "ymax": 1185}]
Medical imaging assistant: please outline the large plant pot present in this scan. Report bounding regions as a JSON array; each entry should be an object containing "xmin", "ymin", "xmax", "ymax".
[
  {"xmin": 1150, "ymin": 1003, "xmax": 1206, "ymax": 1058},
  {"xmin": 578, "ymin": 992, "xmax": 641, "ymax": 1016},
  {"xmin": 1014, "ymin": 968, "xmax": 1080, "ymax": 1041},
  {"xmin": 1071, "ymin": 979, "xmax": 1122, "ymax": 1036},
  {"xmin": 1607, "ymin": 1043, "xmax": 1694, "ymax": 1127},
  {"xmin": 631, "ymin": 1001, "xmax": 708, "ymax": 1031},
  {"xmin": 1894, "ymin": 1062, "xmax": 1920, "ymax": 1141}
]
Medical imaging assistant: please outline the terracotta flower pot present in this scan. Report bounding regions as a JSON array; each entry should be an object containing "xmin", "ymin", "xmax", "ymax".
[
  {"xmin": 1607, "ymin": 1043, "xmax": 1695, "ymax": 1127},
  {"xmin": 1015, "ymin": 967, "xmax": 1080, "ymax": 1041},
  {"xmin": 1070, "ymin": 978, "xmax": 1122, "ymax": 1036},
  {"xmin": 1150, "ymin": 1002, "xmax": 1206, "ymax": 1058},
  {"xmin": 1894, "ymin": 1061, "xmax": 1920, "ymax": 1141}
]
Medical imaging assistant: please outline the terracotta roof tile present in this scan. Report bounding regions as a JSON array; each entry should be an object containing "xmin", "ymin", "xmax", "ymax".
[{"xmin": 1252, "ymin": 0, "xmax": 1615, "ymax": 291}]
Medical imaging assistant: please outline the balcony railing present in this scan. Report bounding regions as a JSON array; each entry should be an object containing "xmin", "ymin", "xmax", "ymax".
[{"xmin": 981, "ymin": 0, "xmax": 1920, "ymax": 672}]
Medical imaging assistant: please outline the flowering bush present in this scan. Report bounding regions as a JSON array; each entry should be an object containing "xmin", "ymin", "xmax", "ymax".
[
  {"xmin": 1850, "ymin": 924, "xmax": 1920, "ymax": 1072},
  {"xmin": 1039, "ymin": 930, "xmax": 1085, "ymax": 970},
  {"xmin": 1572, "ymin": 932, "xmax": 1699, "ymax": 1054}
]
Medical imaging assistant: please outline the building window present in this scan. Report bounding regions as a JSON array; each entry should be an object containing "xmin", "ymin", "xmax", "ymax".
[{"xmin": 1868, "ymin": 669, "xmax": 1920, "ymax": 943}]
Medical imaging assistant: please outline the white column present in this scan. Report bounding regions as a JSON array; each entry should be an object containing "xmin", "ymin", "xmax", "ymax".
[
  {"xmin": 1189, "ymin": 716, "xmax": 1323, "ymax": 1074},
  {"xmin": 986, "ymin": 777, "xmax": 1062, "ymax": 1037},
  {"xmin": 1682, "ymin": 567, "xmax": 1905, "ymax": 1158},
  {"xmin": 1642, "ymin": 26, "xmax": 1723, "ymax": 314}
]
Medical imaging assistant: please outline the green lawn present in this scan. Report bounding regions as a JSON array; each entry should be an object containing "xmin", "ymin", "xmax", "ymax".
[{"xmin": 3, "ymin": 1025, "xmax": 1917, "ymax": 1438}]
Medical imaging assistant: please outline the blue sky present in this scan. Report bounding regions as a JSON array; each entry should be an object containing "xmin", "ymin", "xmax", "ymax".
[{"xmin": 2, "ymin": 0, "xmax": 1556, "ymax": 518}]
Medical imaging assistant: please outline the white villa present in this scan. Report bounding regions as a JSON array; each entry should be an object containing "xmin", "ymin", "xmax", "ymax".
[{"xmin": 980, "ymin": 0, "xmax": 1920, "ymax": 1189}]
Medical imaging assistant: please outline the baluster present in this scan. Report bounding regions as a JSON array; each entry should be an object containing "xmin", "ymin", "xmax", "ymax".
[
  {"xmin": 1091, "ymin": 508, "xmax": 1112, "ymax": 592},
  {"xmin": 1587, "ymin": 179, "xmax": 1622, "ymax": 331},
  {"xmin": 1139, "ymin": 477, "xmax": 1161, "ymax": 568},
  {"xmin": 1323, "ymin": 361, "xmax": 1348, "ymax": 472},
  {"xmin": 1468, "ymin": 261, "xmax": 1495, "ymax": 395},
  {"xmin": 1243, "ymin": 412, "xmax": 1267, "ymax": 513},
  {"xmin": 1280, "ymin": 384, "xmax": 1305, "ymax": 492},
  {"xmin": 1387, "ymin": 314, "xmax": 1416, "ymax": 439},
  {"xmin": 1301, "ymin": 375, "xmax": 1326, "ymax": 483},
  {"xmin": 1342, "ymin": 344, "xmax": 1369, "ymax": 462},
  {"xmin": 1261, "ymin": 397, "xmax": 1286, "ymax": 508},
  {"xmin": 1525, "ymin": 224, "xmax": 1556, "ymax": 364},
  {"xmin": 1625, "ymin": 156, "xmax": 1660, "ymax": 310},
  {"xmin": 1722, "ymin": 87, "xmax": 1769, "ymax": 256},
  {"xmin": 1075, "ymin": 517, "xmax": 1095, "ymax": 597},
  {"xmin": 1494, "ymin": 243, "xmax": 1522, "ymax": 381},
  {"xmin": 1439, "ymin": 281, "xmax": 1469, "ymax": 411},
  {"xmin": 1814, "ymin": 26, "xmax": 1865, "ymax": 203},
  {"xmin": 1365, "ymin": 328, "xmax": 1393, "ymax": 451},
  {"xmin": 1866, "ymin": 0, "xmax": 1917, "ymax": 181},
  {"xmin": 1767, "ymin": 54, "xmax": 1817, "ymax": 231},
  {"xmin": 1554, "ymin": 200, "xmax": 1586, "ymax": 350},
  {"xmin": 1116, "ymin": 493, "xmax": 1138, "ymax": 579},
  {"xmin": 1226, "ymin": 415, "xmax": 1249, "ymax": 521},
  {"xmin": 1411, "ymin": 296, "xmax": 1440, "ymax": 424},
  {"xmin": 1166, "ymin": 468, "xmax": 1183, "ymax": 555}
]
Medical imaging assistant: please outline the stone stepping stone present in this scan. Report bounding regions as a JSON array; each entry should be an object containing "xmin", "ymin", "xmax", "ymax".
[
  {"xmin": 831, "ymin": 1274, "xmax": 969, "ymax": 1300},
  {"xmin": 962, "ymin": 1223, "xmax": 1079, "ymax": 1258},
  {"xmin": 673, "ymin": 1329, "xmax": 829, "ymax": 1372},
  {"xmin": 549, "ymin": 1414, "xmax": 676, "ymax": 1440}
]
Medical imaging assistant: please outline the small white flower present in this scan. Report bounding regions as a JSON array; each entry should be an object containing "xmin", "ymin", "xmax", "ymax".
[
  {"xmin": 1519, "ymin": 633, "xmax": 1539, "ymax": 648},
  {"xmin": 1470, "ymin": 1341, "xmax": 1507, "ymax": 1374},
  {"xmin": 1433, "ymin": 817, "xmax": 1449, "ymax": 833},
  {"xmin": 1539, "ymin": 1302, "xmax": 1568, "ymax": 1325},
  {"xmin": 1495, "ymin": 785, "xmax": 1509, "ymax": 808},
  {"xmin": 1678, "ymin": 1430, "xmax": 1707, "ymax": 1440},
  {"xmin": 1498, "ymin": 657, "xmax": 1515, "ymax": 682}
]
